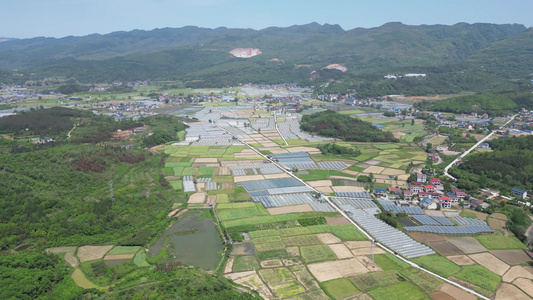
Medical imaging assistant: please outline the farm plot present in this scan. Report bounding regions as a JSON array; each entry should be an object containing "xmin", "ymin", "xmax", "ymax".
[
  {"xmin": 475, "ymin": 235, "xmax": 524, "ymax": 250},
  {"xmin": 453, "ymin": 265, "xmax": 501, "ymax": 291},
  {"xmin": 427, "ymin": 241, "xmax": 463, "ymax": 256},
  {"xmin": 368, "ymin": 281, "xmax": 427, "ymax": 300},
  {"xmin": 446, "ymin": 237, "xmax": 487, "ymax": 254},
  {"xmin": 76, "ymin": 245, "xmax": 113, "ymax": 262},
  {"xmin": 350, "ymin": 271, "xmax": 400, "ymax": 291},
  {"xmin": 411, "ymin": 254, "xmax": 460, "ymax": 278},
  {"xmin": 283, "ymin": 235, "xmax": 322, "ymax": 247},
  {"xmin": 308, "ymin": 258, "xmax": 369, "ymax": 282},
  {"xmin": 301, "ymin": 245, "xmax": 337, "ymax": 263},
  {"xmin": 232, "ymin": 255, "xmax": 260, "ymax": 272},
  {"xmin": 490, "ymin": 250, "xmax": 532, "ymax": 265},
  {"xmin": 322, "ymin": 278, "xmax": 360, "ymax": 300},
  {"xmin": 468, "ymin": 252, "xmax": 510, "ymax": 275}
]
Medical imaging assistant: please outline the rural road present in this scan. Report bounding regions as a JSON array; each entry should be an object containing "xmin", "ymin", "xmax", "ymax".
[
  {"xmin": 213, "ymin": 116, "xmax": 490, "ymax": 300},
  {"xmin": 443, "ymin": 114, "xmax": 516, "ymax": 180}
]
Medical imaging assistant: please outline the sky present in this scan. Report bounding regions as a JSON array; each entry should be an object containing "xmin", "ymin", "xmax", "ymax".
[{"xmin": 1, "ymin": 0, "xmax": 532, "ymax": 39}]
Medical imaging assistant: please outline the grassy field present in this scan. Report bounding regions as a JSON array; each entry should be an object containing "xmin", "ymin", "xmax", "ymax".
[
  {"xmin": 106, "ymin": 246, "xmax": 140, "ymax": 256},
  {"xmin": 255, "ymin": 242, "xmax": 287, "ymax": 252},
  {"xmin": 350, "ymin": 271, "xmax": 400, "ymax": 291},
  {"xmin": 71, "ymin": 268, "xmax": 108, "ymax": 291},
  {"xmin": 412, "ymin": 254, "xmax": 460, "ymax": 278},
  {"xmin": 259, "ymin": 269, "xmax": 280, "ymax": 284},
  {"xmin": 460, "ymin": 211, "xmax": 478, "ymax": 219},
  {"xmin": 405, "ymin": 269, "xmax": 443, "ymax": 293},
  {"xmin": 133, "ymin": 250, "xmax": 149, "ymax": 267},
  {"xmin": 275, "ymin": 267, "xmax": 295, "ymax": 281},
  {"xmin": 232, "ymin": 255, "xmax": 260, "ymax": 272},
  {"xmin": 368, "ymin": 281, "xmax": 427, "ymax": 300},
  {"xmin": 322, "ymin": 278, "xmax": 360, "ymax": 299},
  {"xmin": 475, "ymin": 235, "xmax": 524, "ymax": 249},
  {"xmin": 300, "ymin": 245, "xmax": 337, "ymax": 263},
  {"xmin": 330, "ymin": 225, "xmax": 367, "ymax": 241},
  {"xmin": 283, "ymin": 235, "xmax": 322, "ymax": 247},
  {"xmin": 372, "ymin": 253, "xmax": 409, "ymax": 271},
  {"xmin": 218, "ymin": 204, "xmax": 269, "ymax": 221},
  {"xmin": 454, "ymin": 265, "xmax": 501, "ymax": 291},
  {"xmin": 270, "ymin": 280, "xmax": 306, "ymax": 298}
]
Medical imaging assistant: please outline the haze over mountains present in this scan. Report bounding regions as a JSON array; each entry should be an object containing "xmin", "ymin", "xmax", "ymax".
[{"xmin": 0, "ymin": 22, "xmax": 531, "ymax": 89}]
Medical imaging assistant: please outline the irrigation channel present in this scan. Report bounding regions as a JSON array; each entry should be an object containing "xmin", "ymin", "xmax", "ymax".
[{"xmin": 213, "ymin": 114, "xmax": 490, "ymax": 300}]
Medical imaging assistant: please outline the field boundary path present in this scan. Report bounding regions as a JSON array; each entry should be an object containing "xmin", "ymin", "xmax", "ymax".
[
  {"xmin": 214, "ymin": 119, "xmax": 490, "ymax": 300},
  {"xmin": 444, "ymin": 114, "xmax": 516, "ymax": 180}
]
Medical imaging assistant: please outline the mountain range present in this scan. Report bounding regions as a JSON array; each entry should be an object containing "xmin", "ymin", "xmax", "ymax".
[{"xmin": 0, "ymin": 22, "xmax": 532, "ymax": 91}]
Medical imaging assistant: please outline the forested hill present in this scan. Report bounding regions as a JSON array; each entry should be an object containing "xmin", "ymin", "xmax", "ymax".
[
  {"xmin": 300, "ymin": 110, "xmax": 397, "ymax": 142},
  {"xmin": 0, "ymin": 22, "xmax": 531, "ymax": 89},
  {"xmin": 450, "ymin": 135, "xmax": 533, "ymax": 194}
]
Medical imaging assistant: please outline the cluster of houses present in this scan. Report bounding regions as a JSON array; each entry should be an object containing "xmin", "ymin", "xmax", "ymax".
[
  {"xmin": 378, "ymin": 173, "xmax": 490, "ymax": 210},
  {"xmin": 93, "ymin": 101, "xmax": 160, "ymax": 119}
]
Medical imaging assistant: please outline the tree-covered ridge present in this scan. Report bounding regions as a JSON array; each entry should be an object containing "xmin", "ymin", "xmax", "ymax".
[
  {"xmin": 450, "ymin": 135, "xmax": 533, "ymax": 193},
  {"xmin": 415, "ymin": 90, "xmax": 533, "ymax": 115},
  {"xmin": 0, "ymin": 145, "xmax": 180, "ymax": 249},
  {"xmin": 300, "ymin": 110, "xmax": 397, "ymax": 142},
  {"xmin": 0, "ymin": 107, "xmax": 90, "ymax": 135}
]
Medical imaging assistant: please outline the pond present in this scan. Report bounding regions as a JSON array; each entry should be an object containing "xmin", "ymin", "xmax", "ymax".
[{"xmin": 148, "ymin": 211, "xmax": 223, "ymax": 270}]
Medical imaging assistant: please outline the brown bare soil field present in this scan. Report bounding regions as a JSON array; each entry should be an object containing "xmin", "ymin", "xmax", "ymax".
[
  {"xmin": 77, "ymin": 245, "xmax": 113, "ymax": 262},
  {"xmin": 64, "ymin": 253, "xmax": 79, "ymax": 267},
  {"xmin": 207, "ymin": 195, "xmax": 217, "ymax": 203},
  {"xmin": 467, "ymin": 210, "xmax": 489, "ymax": 220},
  {"xmin": 329, "ymin": 244, "xmax": 354, "ymax": 259},
  {"xmin": 217, "ymin": 166, "xmax": 231, "ymax": 175},
  {"xmin": 429, "ymin": 291, "xmax": 455, "ymax": 300},
  {"xmin": 260, "ymin": 259, "xmax": 283, "ymax": 268},
  {"xmin": 286, "ymin": 247, "xmax": 300, "ymax": 256},
  {"xmin": 428, "ymin": 241, "xmax": 464, "ymax": 256},
  {"xmin": 351, "ymin": 247, "xmax": 385, "ymax": 256},
  {"xmin": 469, "ymin": 252, "xmax": 510, "ymax": 275},
  {"xmin": 425, "ymin": 211, "xmax": 446, "ymax": 217},
  {"xmin": 394, "ymin": 132, "xmax": 407, "ymax": 140},
  {"xmin": 496, "ymin": 283, "xmax": 532, "ymax": 300},
  {"xmin": 513, "ymin": 278, "xmax": 533, "ymax": 298},
  {"xmin": 490, "ymin": 213, "xmax": 508, "ymax": 220},
  {"xmin": 221, "ymin": 160, "xmax": 263, "ymax": 166},
  {"xmin": 268, "ymin": 148, "xmax": 290, "ymax": 154},
  {"xmin": 47, "ymin": 246, "xmax": 76, "ymax": 255},
  {"xmin": 326, "ymin": 216, "xmax": 351, "ymax": 226},
  {"xmin": 332, "ymin": 186, "xmax": 366, "ymax": 193},
  {"xmin": 308, "ymin": 258, "xmax": 369, "ymax": 282},
  {"xmin": 234, "ymin": 175, "xmax": 264, "ymax": 182},
  {"xmin": 363, "ymin": 166, "xmax": 385, "ymax": 174},
  {"xmin": 195, "ymin": 182, "xmax": 206, "ymax": 191},
  {"xmin": 446, "ymin": 237, "xmax": 487, "ymax": 254},
  {"xmin": 308, "ymin": 180, "xmax": 333, "ymax": 187},
  {"xmin": 316, "ymin": 186, "xmax": 334, "ymax": 194},
  {"xmin": 446, "ymin": 255, "xmax": 476, "ymax": 266},
  {"xmin": 354, "ymin": 294, "xmax": 373, "ymax": 300},
  {"xmin": 344, "ymin": 241, "xmax": 372, "ymax": 249},
  {"xmin": 164, "ymin": 176, "xmax": 182, "ymax": 181},
  {"xmin": 437, "ymin": 283, "xmax": 476, "ymax": 300},
  {"xmin": 366, "ymin": 160, "xmax": 381, "ymax": 165},
  {"xmin": 341, "ymin": 169, "xmax": 360, "ymax": 176},
  {"xmin": 502, "ymin": 266, "xmax": 533, "ymax": 282},
  {"xmin": 267, "ymin": 204, "xmax": 313, "ymax": 215},
  {"xmin": 410, "ymin": 232, "xmax": 447, "ymax": 243},
  {"xmin": 263, "ymin": 173, "xmax": 291, "ymax": 179},
  {"xmin": 488, "ymin": 218, "xmax": 507, "ymax": 233},
  {"xmin": 104, "ymin": 254, "xmax": 135, "ymax": 260},
  {"xmin": 195, "ymin": 158, "xmax": 218, "ymax": 163},
  {"xmin": 224, "ymin": 256, "xmax": 234, "ymax": 274},
  {"xmin": 188, "ymin": 192, "xmax": 206, "ymax": 203},
  {"xmin": 316, "ymin": 233, "xmax": 341, "ymax": 244},
  {"xmin": 224, "ymin": 270, "xmax": 256, "ymax": 280},
  {"xmin": 233, "ymin": 273, "xmax": 272, "ymax": 300},
  {"xmin": 286, "ymin": 147, "xmax": 321, "ymax": 154},
  {"xmin": 221, "ymin": 182, "xmax": 235, "ymax": 189},
  {"xmin": 381, "ymin": 168, "xmax": 406, "ymax": 176},
  {"xmin": 354, "ymin": 255, "xmax": 382, "ymax": 272},
  {"xmin": 491, "ymin": 250, "xmax": 532, "ymax": 265}
]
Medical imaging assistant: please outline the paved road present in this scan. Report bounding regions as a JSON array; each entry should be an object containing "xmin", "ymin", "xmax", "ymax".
[
  {"xmin": 443, "ymin": 114, "xmax": 517, "ymax": 180},
  {"xmin": 214, "ymin": 118, "xmax": 490, "ymax": 300}
]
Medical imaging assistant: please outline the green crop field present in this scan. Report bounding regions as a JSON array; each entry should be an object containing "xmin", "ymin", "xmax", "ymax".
[
  {"xmin": 350, "ymin": 271, "xmax": 400, "ymax": 291},
  {"xmin": 405, "ymin": 270, "xmax": 443, "ymax": 293},
  {"xmin": 232, "ymin": 255, "xmax": 260, "ymax": 272},
  {"xmin": 454, "ymin": 265, "xmax": 501, "ymax": 291},
  {"xmin": 198, "ymin": 167, "xmax": 214, "ymax": 176},
  {"xmin": 368, "ymin": 281, "xmax": 427, "ymax": 300},
  {"xmin": 296, "ymin": 169, "xmax": 357, "ymax": 181},
  {"xmin": 300, "ymin": 245, "xmax": 337, "ymax": 263},
  {"xmin": 283, "ymin": 235, "xmax": 322, "ymax": 247},
  {"xmin": 133, "ymin": 250, "xmax": 149, "ymax": 267},
  {"xmin": 259, "ymin": 269, "xmax": 280, "ymax": 284},
  {"xmin": 270, "ymin": 280, "xmax": 306, "ymax": 298},
  {"xmin": 218, "ymin": 205, "xmax": 269, "ymax": 221},
  {"xmin": 372, "ymin": 253, "xmax": 409, "ymax": 270},
  {"xmin": 275, "ymin": 268, "xmax": 295, "ymax": 281},
  {"xmin": 475, "ymin": 235, "xmax": 524, "ymax": 249},
  {"xmin": 322, "ymin": 278, "xmax": 360, "ymax": 300},
  {"xmin": 412, "ymin": 254, "xmax": 460, "ymax": 278},
  {"xmin": 330, "ymin": 225, "xmax": 367, "ymax": 241},
  {"xmin": 249, "ymin": 229, "xmax": 280, "ymax": 239},
  {"xmin": 253, "ymin": 236, "xmax": 283, "ymax": 245},
  {"xmin": 257, "ymin": 250, "xmax": 289, "ymax": 261},
  {"xmin": 107, "ymin": 246, "xmax": 141, "ymax": 255},
  {"xmin": 348, "ymin": 165, "xmax": 365, "ymax": 172},
  {"xmin": 255, "ymin": 242, "xmax": 286, "ymax": 252},
  {"xmin": 278, "ymin": 227, "xmax": 312, "ymax": 236}
]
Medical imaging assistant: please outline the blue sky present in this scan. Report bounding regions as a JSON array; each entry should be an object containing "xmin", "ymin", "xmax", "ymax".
[{"xmin": 1, "ymin": 0, "xmax": 532, "ymax": 38}]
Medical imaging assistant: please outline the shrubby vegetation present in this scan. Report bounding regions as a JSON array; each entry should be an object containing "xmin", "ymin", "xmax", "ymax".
[
  {"xmin": 317, "ymin": 143, "xmax": 361, "ymax": 157},
  {"xmin": 450, "ymin": 135, "xmax": 533, "ymax": 193},
  {"xmin": 300, "ymin": 111, "xmax": 396, "ymax": 142},
  {"xmin": 415, "ymin": 90, "xmax": 533, "ymax": 115}
]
